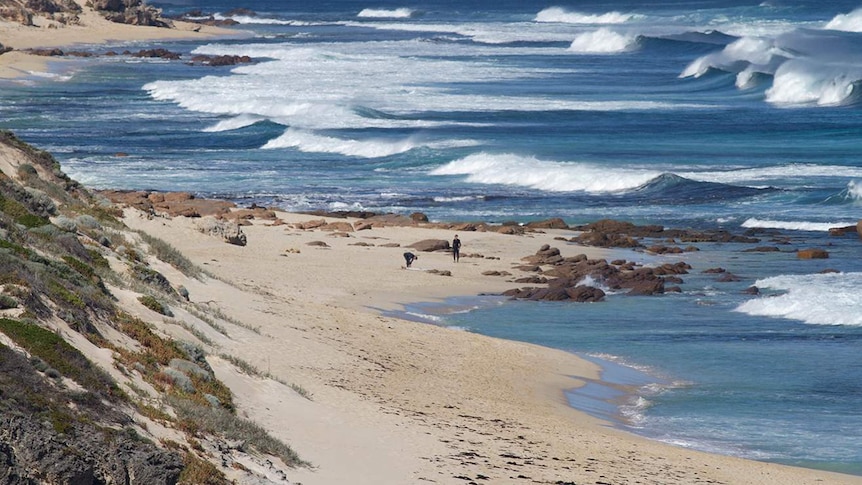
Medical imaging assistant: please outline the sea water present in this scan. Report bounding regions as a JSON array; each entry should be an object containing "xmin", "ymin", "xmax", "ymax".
[{"xmin": 2, "ymin": 0, "xmax": 862, "ymax": 474}]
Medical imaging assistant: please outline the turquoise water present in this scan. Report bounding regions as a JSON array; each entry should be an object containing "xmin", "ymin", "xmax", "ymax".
[{"xmin": 2, "ymin": 0, "xmax": 862, "ymax": 474}]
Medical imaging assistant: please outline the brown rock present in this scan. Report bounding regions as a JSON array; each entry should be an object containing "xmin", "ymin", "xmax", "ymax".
[
  {"xmin": 797, "ymin": 248, "xmax": 829, "ymax": 259},
  {"xmin": 526, "ymin": 217, "xmax": 568, "ymax": 230},
  {"xmin": 408, "ymin": 239, "xmax": 450, "ymax": 252},
  {"xmin": 410, "ymin": 212, "xmax": 429, "ymax": 222},
  {"xmin": 321, "ymin": 221, "xmax": 354, "ymax": 232}
]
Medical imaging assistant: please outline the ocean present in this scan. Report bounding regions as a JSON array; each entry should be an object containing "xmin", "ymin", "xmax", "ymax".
[{"xmin": 2, "ymin": 0, "xmax": 862, "ymax": 475}]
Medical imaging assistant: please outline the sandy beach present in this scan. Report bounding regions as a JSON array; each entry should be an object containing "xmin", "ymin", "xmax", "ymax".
[
  {"xmin": 115, "ymin": 207, "xmax": 861, "ymax": 485},
  {"xmin": 0, "ymin": 5, "xmax": 240, "ymax": 79},
  {"xmin": 2, "ymin": 8, "xmax": 862, "ymax": 484}
]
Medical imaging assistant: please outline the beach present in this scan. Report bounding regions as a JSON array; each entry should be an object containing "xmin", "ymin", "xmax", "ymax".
[
  {"xmin": 0, "ymin": 6, "xmax": 239, "ymax": 78},
  {"xmin": 3, "ymin": 5, "xmax": 862, "ymax": 483},
  {"xmin": 118, "ymin": 207, "xmax": 862, "ymax": 484}
]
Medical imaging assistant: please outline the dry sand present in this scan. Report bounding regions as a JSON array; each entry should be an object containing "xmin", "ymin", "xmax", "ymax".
[
  {"xmin": 0, "ymin": 5, "xmax": 241, "ymax": 79},
  {"xmin": 121, "ymin": 209, "xmax": 862, "ymax": 485}
]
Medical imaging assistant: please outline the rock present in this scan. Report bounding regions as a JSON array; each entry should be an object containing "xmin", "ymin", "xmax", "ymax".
[
  {"xmin": 321, "ymin": 221, "xmax": 354, "ymax": 232},
  {"xmin": 703, "ymin": 267, "xmax": 726, "ymax": 274},
  {"xmin": 743, "ymin": 286, "xmax": 760, "ymax": 295},
  {"xmin": 565, "ymin": 285, "xmax": 605, "ymax": 302},
  {"xmin": 717, "ymin": 273, "xmax": 742, "ymax": 282},
  {"xmin": 306, "ymin": 241, "xmax": 329, "ymax": 248},
  {"xmin": 188, "ymin": 54, "xmax": 253, "ymax": 67},
  {"xmin": 743, "ymin": 246, "xmax": 781, "ymax": 252},
  {"xmin": 426, "ymin": 269, "xmax": 451, "ymax": 276},
  {"xmin": 482, "ymin": 270, "xmax": 511, "ymax": 276},
  {"xmin": 797, "ymin": 248, "xmax": 829, "ymax": 259},
  {"xmin": 526, "ymin": 217, "xmax": 568, "ymax": 230},
  {"xmin": 295, "ymin": 219, "xmax": 326, "ymax": 230},
  {"xmin": 625, "ymin": 278, "xmax": 665, "ymax": 296},
  {"xmin": 410, "ymin": 212, "xmax": 429, "ymax": 222},
  {"xmin": 828, "ymin": 225, "xmax": 857, "ymax": 237},
  {"xmin": 224, "ymin": 227, "xmax": 247, "ymax": 246},
  {"xmin": 408, "ymin": 239, "xmax": 450, "ymax": 252},
  {"xmin": 858, "ymin": 219, "xmax": 862, "ymax": 239}
]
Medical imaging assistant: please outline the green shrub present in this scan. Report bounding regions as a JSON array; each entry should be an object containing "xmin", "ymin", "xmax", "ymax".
[
  {"xmin": 136, "ymin": 231, "xmax": 202, "ymax": 278},
  {"xmin": 0, "ymin": 294, "xmax": 17, "ymax": 309},
  {"xmin": 138, "ymin": 295, "xmax": 173, "ymax": 317},
  {"xmin": 170, "ymin": 397, "xmax": 307, "ymax": 468},
  {"xmin": 0, "ymin": 194, "xmax": 49, "ymax": 228},
  {"xmin": 178, "ymin": 453, "xmax": 230, "ymax": 485},
  {"xmin": 0, "ymin": 318, "xmax": 121, "ymax": 400}
]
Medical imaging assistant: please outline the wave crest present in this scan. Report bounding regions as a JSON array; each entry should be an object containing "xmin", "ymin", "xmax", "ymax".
[
  {"xmin": 569, "ymin": 28, "xmax": 638, "ymax": 54},
  {"xmin": 824, "ymin": 8, "xmax": 862, "ymax": 32},
  {"xmin": 429, "ymin": 153, "xmax": 659, "ymax": 193},
  {"xmin": 262, "ymin": 128, "xmax": 478, "ymax": 158},
  {"xmin": 357, "ymin": 7, "xmax": 414, "ymax": 19},
  {"xmin": 740, "ymin": 218, "xmax": 857, "ymax": 232},
  {"xmin": 535, "ymin": 7, "xmax": 636, "ymax": 25},
  {"xmin": 736, "ymin": 273, "xmax": 862, "ymax": 326},
  {"xmin": 765, "ymin": 60, "xmax": 862, "ymax": 106}
]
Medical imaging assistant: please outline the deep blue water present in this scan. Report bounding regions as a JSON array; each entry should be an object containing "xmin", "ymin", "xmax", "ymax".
[{"xmin": 2, "ymin": 0, "xmax": 862, "ymax": 475}]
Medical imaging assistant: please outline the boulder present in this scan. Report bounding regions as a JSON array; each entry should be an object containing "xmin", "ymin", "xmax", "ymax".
[
  {"xmin": 408, "ymin": 239, "xmax": 450, "ymax": 252},
  {"xmin": 526, "ymin": 217, "xmax": 568, "ymax": 230},
  {"xmin": 797, "ymin": 248, "xmax": 829, "ymax": 259},
  {"xmin": 858, "ymin": 219, "xmax": 862, "ymax": 239}
]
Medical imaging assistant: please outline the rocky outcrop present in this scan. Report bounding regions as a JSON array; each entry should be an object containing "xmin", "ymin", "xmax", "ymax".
[
  {"xmin": 99, "ymin": 190, "xmax": 235, "ymax": 217},
  {"xmin": 92, "ymin": 0, "xmax": 171, "ymax": 27},
  {"xmin": 0, "ymin": 413, "xmax": 183, "ymax": 484},
  {"xmin": 0, "ymin": 0, "xmax": 80, "ymax": 25},
  {"xmin": 569, "ymin": 219, "xmax": 760, "ymax": 249},
  {"xmin": 504, "ymin": 245, "xmax": 691, "ymax": 301}
]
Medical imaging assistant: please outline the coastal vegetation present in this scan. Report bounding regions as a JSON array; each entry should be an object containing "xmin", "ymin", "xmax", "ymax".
[{"xmin": 0, "ymin": 132, "xmax": 304, "ymax": 482}]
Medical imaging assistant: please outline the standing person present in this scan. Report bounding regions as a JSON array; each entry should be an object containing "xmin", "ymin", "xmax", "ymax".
[
  {"xmin": 452, "ymin": 234, "xmax": 461, "ymax": 262},
  {"xmin": 403, "ymin": 251, "xmax": 418, "ymax": 268}
]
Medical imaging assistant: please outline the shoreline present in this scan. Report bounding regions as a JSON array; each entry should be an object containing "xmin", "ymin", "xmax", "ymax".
[
  {"xmin": 2, "ymin": 16, "xmax": 861, "ymax": 484},
  {"xmin": 0, "ymin": 6, "xmax": 245, "ymax": 79},
  {"xmin": 119, "ymin": 206, "xmax": 862, "ymax": 483}
]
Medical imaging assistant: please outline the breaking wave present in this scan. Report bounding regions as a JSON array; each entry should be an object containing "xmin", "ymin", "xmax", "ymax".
[
  {"xmin": 357, "ymin": 7, "xmax": 415, "ymax": 19},
  {"xmin": 429, "ymin": 153, "xmax": 660, "ymax": 193},
  {"xmin": 824, "ymin": 8, "xmax": 862, "ymax": 32},
  {"xmin": 736, "ymin": 273, "xmax": 862, "ymax": 326},
  {"xmin": 262, "ymin": 128, "xmax": 478, "ymax": 158},
  {"xmin": 681, "ymin": 10, "xmax": 862, "ymax": 106},
  {"xmin": 535, "ymin": 7, "xmax": 637, "ymax": 25},
  {"xmin": 740, "ymin": 218, "xmax": 857, "ymax": 232},
  {"xmin": 569, "ymin": 28, "xmax": 638, "ymax": 54}
]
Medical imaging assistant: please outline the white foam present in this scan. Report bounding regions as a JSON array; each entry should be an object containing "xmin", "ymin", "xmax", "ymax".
[
  {"xmin": 262, "ymin": 129, "xmax": 479, "ymax": 157},
  {"xmin": 261, "ymin": 129, "xmax": 413, "ymax": 157},
  {"xmin": 824, "ymin": 8, "xmax": 862, "ymax": 32},
  {"xmin": 535, "ymin": 7, "xmax": 637, "ymax": 25},
  {"xmin": 145, "ymin": 41, "xmax": 706, "ymax": 134},
  {"xmin": 357, "ymin": 7, "xmax": 414, "ymax": 19},
  {"xmin": 765, "ymin": 60, "xmax": 861, "ymax": 106},
  {"xmin": 741, "ymin": 218, "xmax": 856, "ymax": 232},
  {"xmin": 680, "ymin": 36, "xmax": 788, "ymax": 79},
  {"xmin": 203, "ymin": 114, "xmax": 265, "ymax": 132},
  {"xmin": 568, "ymin": 28, "xmax": 637, "ymax": 54},
  {"xmin": 429, "ymin": 153, "xmax": 660, "ymax": 193},
  {"xmin": 433, "ymin": 195, "xmax": 485, "ymax": 203},
  {"xmin": 213, "ymin": 13, "xmax": 310, "ymax": 25},
  {"xmin": 848, "ymin": 180, "xmax": 862, "ymax": 201},
  {"xmin": 680, "ymin": 163, "xmax": 862, "ymax": 185},
  {"xmin": 736, "ymin": 273, "xmax": 862, "ymax": 326}
]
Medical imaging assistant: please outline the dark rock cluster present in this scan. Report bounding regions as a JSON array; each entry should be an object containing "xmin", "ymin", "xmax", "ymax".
[{"xmin": 503, "ymin": 244, "xmax": 691, "ymax": 302}]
